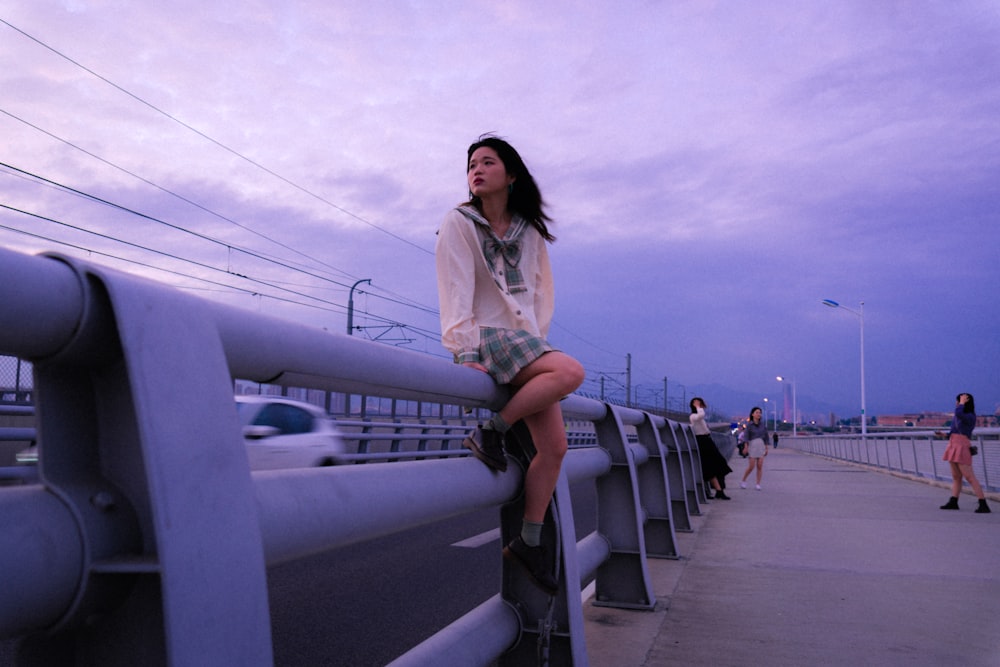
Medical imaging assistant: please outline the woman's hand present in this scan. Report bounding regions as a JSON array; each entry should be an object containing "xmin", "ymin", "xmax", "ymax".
[{"xmin": 463, "ymin": 361, "xmax": 490, "ymax": 374}]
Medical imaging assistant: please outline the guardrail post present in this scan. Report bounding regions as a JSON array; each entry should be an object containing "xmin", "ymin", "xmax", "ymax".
[
  {"xmin": 670, "ymin": 422, "xmax": 702, "ymax": 516},
  {"xmin": 498, "ymin": 421, "xmax": 589, "ymax": 665},
  {"xmin": 633, "ymin": 414, "xmax": 680, "ymax": 559},
  {"xmin": 17, "ymin": 256, "xmax": 273, "ymax": 666},
  {"xmin": 590, "ymin": 404, "xmax": 655, "ymax": 610},
  {"xmin": 656, "ymin": 420, "xmax": 692, "ymax": 532},
  {"xmin": 677, "ymin": 423, "xmax": 708, "ymax": 505}
]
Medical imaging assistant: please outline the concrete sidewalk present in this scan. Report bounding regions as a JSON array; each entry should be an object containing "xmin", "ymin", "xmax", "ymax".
[{"xmin": 583, "ymin": 447, "xmax": 1000, "ymax": 667}]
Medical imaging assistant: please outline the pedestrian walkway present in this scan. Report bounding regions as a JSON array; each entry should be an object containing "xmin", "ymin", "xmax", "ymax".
[{"xmin": 584, "ymin": 447, "xmax": 1000, "ymax": 667}]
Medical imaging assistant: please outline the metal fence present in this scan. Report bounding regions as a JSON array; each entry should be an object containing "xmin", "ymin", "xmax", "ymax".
[
  {"xmin": 781, "ymin": 430, "xmax": 1000, "ymax": 493},
  {"xmin": 0, "ymin": 245, "xmax": 734, "ymax": 666},
  {"xmin": 0, "ymin": 356, "xmax": 32, "ymax": 403}
]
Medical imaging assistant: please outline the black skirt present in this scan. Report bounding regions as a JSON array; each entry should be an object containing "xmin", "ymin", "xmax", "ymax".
[{"xmin": 695, "ymin": 433, "xmax": 733, "ymax": 481}]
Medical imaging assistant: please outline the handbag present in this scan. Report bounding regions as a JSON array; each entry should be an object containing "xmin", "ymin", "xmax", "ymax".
[{"xmin": 970, "ymin": 445, "xmax": 979, "ymax": 456}]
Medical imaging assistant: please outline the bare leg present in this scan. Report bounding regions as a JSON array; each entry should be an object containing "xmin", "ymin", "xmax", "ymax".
[
  {"xmin": 756, "ymin": 457, "xmax": 764, "ymax": 484},
  {"xmin": 958, "ymin": 463, "xmax": 986, "ymax": 499},
  {"xmin": 950, "ymin": 462, "xmax": 964, "ymax": 498},
  {"xmin": 521, "ymin": 402, "xmax": 569, "ymax": 522},
  {"xmin": 498, "ymin": 352, "xmax": 584, "ymax": 427},
  {"xmin": 499, "ymin": 352, "xmax": 584, "ymax": 523}
]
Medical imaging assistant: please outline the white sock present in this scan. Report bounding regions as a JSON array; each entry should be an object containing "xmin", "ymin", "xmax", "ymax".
[{"xmin": 521, "ymin": 520, "xmax": 543, "ymax": 546}]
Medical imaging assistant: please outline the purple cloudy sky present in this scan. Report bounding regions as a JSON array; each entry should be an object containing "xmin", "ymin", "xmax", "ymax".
[{"xmin": 2, "ymin": 2, "xmax": 998, "ymax": 420}]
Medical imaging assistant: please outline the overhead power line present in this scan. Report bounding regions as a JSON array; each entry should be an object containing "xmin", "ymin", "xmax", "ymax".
[
  {"xmin": 0, "ymin": 108, "xmax": 355, "ymax": 281},
  {"xmin": 0, "ymin": 18, "xmax": 432, "ymax": 256},
  {"xmin": 0, "ymin": 210, "xmax": 443, "ymax": 347},
  {"xmin": 0, "ymin": 18, "xmax": 652, "ymax": 384},
  {"xmin": 0, "ymin": 147, "xmax": 439, "ymax": 318},
  {"xmin": 1, "ymin": 161, "xmax": 355, "ymax": 291}
]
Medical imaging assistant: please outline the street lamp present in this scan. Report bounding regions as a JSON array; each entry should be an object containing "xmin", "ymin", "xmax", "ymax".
[
  {"xmin": 763, "ymin": 397, "xmax": 778, "ymax": 431},
  {"xmin": 776, "ymin": 376, "xmax": 797, "ymax": 437},
  {"xmin": 347, "ymin": 278, "xmax": 372, "ymax": 335},
  {"xmin": 822, "ymin": 299, "xmax": 866, "ymax": 439}
]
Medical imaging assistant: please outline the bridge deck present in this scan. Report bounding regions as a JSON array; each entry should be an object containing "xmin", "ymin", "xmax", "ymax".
[{"xmin": 584, "ymin": 447, "xmax": 1000, "ymax": 667}]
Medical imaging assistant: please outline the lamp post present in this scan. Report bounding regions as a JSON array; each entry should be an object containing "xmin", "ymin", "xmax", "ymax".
[
  {"xmin": 776, "ymin": 376, "xmax": 797, "ymax": 437},
  {"xmin": 347, "ymin": 278, "xmax": 372, "ymax": 335},
  {"xmin": 822, "ymin": 299, "xmax": 866, "ymax": 439},
  {"xmin": 763, "ymin": 397, "xmax": 777, "ymax": 431}
]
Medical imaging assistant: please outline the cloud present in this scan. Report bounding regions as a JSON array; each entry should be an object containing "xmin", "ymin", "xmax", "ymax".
[{"xmin": 2, "ymin": 2, "xmax": 999, "ymax": 416}]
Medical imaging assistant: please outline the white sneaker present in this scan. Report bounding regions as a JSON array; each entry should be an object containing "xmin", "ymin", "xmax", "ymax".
[
  {"xmin": 755, "ymin": 484, "xmax": 761, "ymax": 491},
  {"xmin": 739, "ymin": 481, "xmax": 747, "ymax": 489}
]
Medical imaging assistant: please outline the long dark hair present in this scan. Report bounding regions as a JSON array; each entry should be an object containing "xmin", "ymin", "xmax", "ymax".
[
  {"xmin": 957, "ymin": 393, "xmax": 976, "ymax": 414},
  {"xmin": 690, "ymin": 397, "xmax": 705, "ymax": 413},
  {"xmin": 749, "ymin": 406, "xmax": 763, "ymax": 423},
  {"xmin": 465, "ymin": 134, "xmax": 554, "ymax": 241}
]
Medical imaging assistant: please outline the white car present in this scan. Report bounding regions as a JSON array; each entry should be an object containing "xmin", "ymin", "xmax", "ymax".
[{"xmin": 235, "ymin": 395, "xmax": 350, "ymax": 470}]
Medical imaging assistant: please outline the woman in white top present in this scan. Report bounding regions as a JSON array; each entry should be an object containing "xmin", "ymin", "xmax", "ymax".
[
  {"xmin": 436, "ymin": 135, "xmax": 585, "ymax": 594},
  {"xmin": 689, "ymin": 397, "xmax": 732, "ymax": 500}
]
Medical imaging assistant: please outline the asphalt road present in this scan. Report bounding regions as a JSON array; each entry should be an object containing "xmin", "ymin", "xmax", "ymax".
[
  {"xmin": 268, "ymin": 508, "xmax": 499, "ymax": 665},
  {"xmin": 268, "ymin": 479, "xmax": 597, "ymax": 665}
]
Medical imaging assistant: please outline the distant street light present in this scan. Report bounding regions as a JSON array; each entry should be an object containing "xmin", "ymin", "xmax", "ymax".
[
  {"xmin": 347, "ymin": 278, "xmax": 372, "ymax": 335},
  {"xmin": 822, "ymin": 299, "xmax": 867, "ymax": 439},
  {"xmin": 776, "ymin": 376, "xmax": 797, "ymax": 437},
  {"xmin": 763, "ymin": 397, "xmax": 778, "ymax": 431}
]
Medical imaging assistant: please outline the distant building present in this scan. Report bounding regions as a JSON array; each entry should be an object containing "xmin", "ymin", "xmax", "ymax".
[{"xmin": 876, "ymin": 411, "xmax": 997, "ymax": 428}]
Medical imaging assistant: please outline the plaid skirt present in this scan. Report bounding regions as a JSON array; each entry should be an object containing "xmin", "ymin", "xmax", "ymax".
[{"xmin": 478, "ymin": 327, "xmax": 555, "ymax": 385}]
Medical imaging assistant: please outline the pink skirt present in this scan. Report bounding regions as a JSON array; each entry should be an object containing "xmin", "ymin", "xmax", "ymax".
[{"xmin": 942, "ymin": 433, "xmax": 972, "ymax": 466}]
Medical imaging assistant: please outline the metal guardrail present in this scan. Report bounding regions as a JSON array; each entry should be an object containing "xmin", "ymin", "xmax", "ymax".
[
  {"xmin": 0, "ymin": 245, "xmax": 732, "ymax": 665},
  {"xmin": 781, "ymin": 430, "xmax": 1000, "ymax": 493},
  {"xmin": 0, "ymin": 422, "xmax": 603, "ymax": 468}
]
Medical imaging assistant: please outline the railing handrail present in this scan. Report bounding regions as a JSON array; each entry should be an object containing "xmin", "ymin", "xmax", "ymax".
[
  {"xmin": 783, "ymin": 432, "xmax": 998, "ymax": 493},
  {"xmin": 0, "ymin": 244, "xmax": 731, "ymax": 665}
]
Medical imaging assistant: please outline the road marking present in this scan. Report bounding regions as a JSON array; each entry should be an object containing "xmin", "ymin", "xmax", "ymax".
[{"xmin": 452, "ymin": 528, "xmax": 500, "ymax": 548}]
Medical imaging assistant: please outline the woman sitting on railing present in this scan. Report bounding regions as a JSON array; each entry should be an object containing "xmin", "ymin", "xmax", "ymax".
[{"xmin": 435, "ymin": 135, "xmax": 585, "ymax": 595}]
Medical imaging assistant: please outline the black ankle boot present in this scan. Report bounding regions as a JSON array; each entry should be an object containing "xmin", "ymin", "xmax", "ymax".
[
  {"xmin": 975, "ymin": 499, "xmax": 991, "ymax": 514},
  {"xmin": 940, "ymin": 497, "xmax": 959, "ymax": 510}
]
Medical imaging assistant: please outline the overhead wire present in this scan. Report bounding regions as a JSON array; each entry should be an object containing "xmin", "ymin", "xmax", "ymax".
[
  {"xmin": 0, "ymin": 18, "xmax": 432, "ymax": 256},
  {"xmin": 0, "ymin": 202, "xmax": 340, "ymax": 308},
  {"xmin": 0, "ymin": 17, "xmax": 666, "ymax": 390},
  {"xmin": 0, "ymin": 106, "xmax": 441, "ymax": 320},
  {"xmin": 0, "ymin": 150, "xmax": 439, "ymax": 320},
  {"xmin": 0, "ymin": 210, "xmax": 443, "ymax": 348},
  {"xmin": 1, "ymin": 19, "xmax": 601, "ymax": 354},
  {"xmin": 2, "ymin": 160, "xmax": 364, "ymax": 295},
  {"xmin": 0, "ymin": 108, "xmax": 352, "ymax": 283}
]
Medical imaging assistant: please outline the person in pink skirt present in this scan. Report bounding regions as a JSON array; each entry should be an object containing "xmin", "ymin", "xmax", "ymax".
[{"xmin": 940, "ymin": 393, "xmax": 990, "ymax": 513}]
